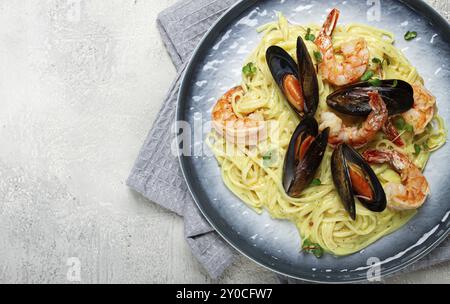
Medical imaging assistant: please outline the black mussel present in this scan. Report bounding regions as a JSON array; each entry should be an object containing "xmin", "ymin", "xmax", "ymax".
[
  {"xmin": 266, "ymin": 37, "xmax": 319, "ymax": 117},
  {"xmin": 283, "ymin": 117, "xmax": 329, "ymax": 198},
  {"xmin": 296, "ymin": 36, "xmax": 319, "ymax": 117},
  {"xmin": 326, "ymin": 80, "xmax": 414, "ymax": 117},
  {"xmin": 331, "ymin": 144, "xmax": 387, "ymax": 220}
]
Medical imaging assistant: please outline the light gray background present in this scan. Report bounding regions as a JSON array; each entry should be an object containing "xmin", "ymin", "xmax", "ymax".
[{"xmin": 0, "ymin": 0, "xmax": 448, "ymax": 284}]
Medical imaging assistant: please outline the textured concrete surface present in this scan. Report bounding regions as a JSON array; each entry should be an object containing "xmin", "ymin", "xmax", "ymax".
[{"xmin": 0, "ymin": 0, "xmax": 448, "ymax": 284}]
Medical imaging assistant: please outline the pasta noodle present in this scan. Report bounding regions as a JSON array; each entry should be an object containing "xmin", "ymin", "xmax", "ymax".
[{"xmin": 207, "ymin": 14, "xmax": 447, "ymax": 256}]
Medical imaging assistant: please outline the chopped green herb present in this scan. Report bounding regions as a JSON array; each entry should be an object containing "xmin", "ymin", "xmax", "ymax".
[
  {"xmin": 395, "ymin": 117, "xmax": 414, "ymax": 133},
  {"xmin": 414, "ymin": 144, "xmax": 421, "ymax": 155},
  {"xmin": 405, "ymin": 123, "xmax": 414, "ymax": 133},
  {"xmin": 423, "ymin": 142, "xmax": 430, "ymax": 151},
  {"xmin": 361, "ymin": 70, "xmax": 374, "ymax": 81},
  {"xmin": 262, "ymin": 149, "xmax": 278, "ymax": 168},
  {"xmin": 262, "ymin": 153, "xmax": 272, "ymax": 161},
  {"xmin": 372, "ymin": 57, "xmax": 382, "ymax": 64},
  {"xmin": 404, "ymin": 31, "xmax": 418, "ymax": 41},
  {"xmin": 392, "ymin": 79, "xmax": 398, "ymax": 88},
  {"xmin": 313, "ymin": 51, "xmax": 322, "ymax": 63},
  {"xmin": 242, "ymin": 62, "xmax": 257, "ymax": 76},
  {"xmin": 302, "ymin": 238, "xmax": 324, "ymax": 258},
  {"xmin": 305, "ymin": 28, "xmax": 316, "ymax": 41},
  {"xmin": 395, "ymin": 117, "xmax": 406, "ymax": 130},
  {"xmin": 384, "ymin": 57, "xmax": 391, "ymax": 66},
  {"xmin": 310, "ymin": 178, "xmax": 322, "ymax": 186},
  {"xmin": 368, "ymin": 78, "xmax": 382, "ymax": 86}
]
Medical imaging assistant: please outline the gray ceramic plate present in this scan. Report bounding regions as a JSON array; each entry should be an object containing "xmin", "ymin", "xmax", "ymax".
[{"xmin": 177, "ymin": 0, "xmax": 450, "ymax": 283}]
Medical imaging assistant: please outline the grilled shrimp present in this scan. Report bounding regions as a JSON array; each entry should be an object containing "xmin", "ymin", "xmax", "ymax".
[
  {"xmin": 319, "ymin": 91, "xmax": 388, "ymax": 148},
  {"xmin": 401, "ymin": 82, "xmax": 436, "ymax": 135},
  {"xmin": 212, "ymin": 86, "xmax": 267, "ymax": 145},
  {"xmin": 363, "ymin": 149, "xmax": 430, "ymax": 210},
  {"xmin": 315, "ymin": 8, "xmax": 370, "ymax": 86}
]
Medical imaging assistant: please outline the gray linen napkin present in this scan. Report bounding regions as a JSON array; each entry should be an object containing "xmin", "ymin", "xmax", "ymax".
[
  {"xmin": 127, "ymin": 0, "xmax": 239, "ymax": 280},
  {"xmin": 127, "ymin": 0, "xmax": 450, "ymax": 281}
]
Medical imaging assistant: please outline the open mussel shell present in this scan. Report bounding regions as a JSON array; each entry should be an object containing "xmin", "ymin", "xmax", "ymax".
[
  {"xmin": 326, "ymin": 80, "xmax": 414, "ymax": 117},
  {"xmin": 331, "ymin": 144, "xmax": 387, "ymax": 220},
  {"xmin": 266, "ymin": 37, "xmax": 319, "ymax": 117},
  {"xmin": 296, "ymin": 36, "xmax": 319, "ymax": 117},
  {"xmin": 266, "ymin": 45, "xmax": 298, "ymax": 98},
  {"xmin": 283, "ymin": 117, "xmax": 329, "ymax": 198}
]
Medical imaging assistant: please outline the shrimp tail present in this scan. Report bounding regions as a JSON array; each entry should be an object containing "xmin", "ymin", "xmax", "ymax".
[
  {"xmin": 368, "ymin": 91, "xmax": 386, "ymax": 112},
  {"xmin": 382, "ymin": 118, "xmax": 405, "ymax": 147},
  {"xmin": 366, "ymin": 91, "xmax": 388, "ymax": 128},
  {"xmin": 362, "ymin": 149, "xmax": 392, "ymax": 164},
  {"xmin": 363, "ymin": 149, "xmax": 408, "ymax": 177},
  {"xmin": 318, "ymin": 8, "xmax": 340, "ymax": 39}
]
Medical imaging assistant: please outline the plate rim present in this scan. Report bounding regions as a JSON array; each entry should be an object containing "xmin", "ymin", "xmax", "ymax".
[{"xmin": 176, "ymin": 0, "xmax": 450, "ymax": 283}]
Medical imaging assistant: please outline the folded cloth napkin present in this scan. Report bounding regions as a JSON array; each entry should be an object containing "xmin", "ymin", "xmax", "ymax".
[
  {"xmin": 127, "ymin": 0, "xmax": 239, "ymax": 280},
  {"xmin": 127, "ymin": 0, "xmax": 450, "ymax": 281}
]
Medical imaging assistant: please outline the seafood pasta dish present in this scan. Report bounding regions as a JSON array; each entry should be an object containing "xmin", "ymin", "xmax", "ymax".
[{"xmin": 207, "ymin": 9, "xmax": 447, "ymax": 256}]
